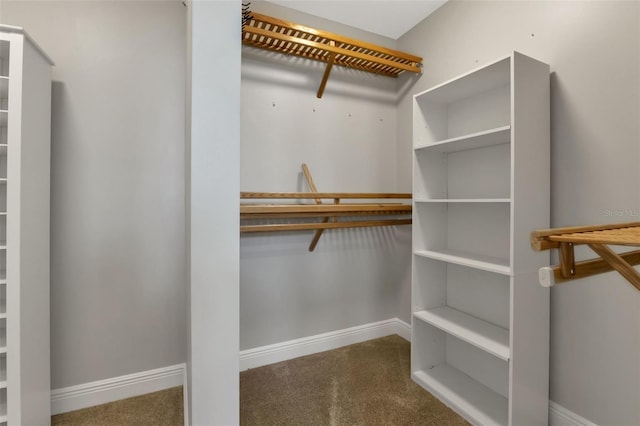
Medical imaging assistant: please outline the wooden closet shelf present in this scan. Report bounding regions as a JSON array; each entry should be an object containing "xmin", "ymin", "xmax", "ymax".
[
  {"xmin": 531, "ymin": 222, "xmax": 640, "ymax": 291},
  {"xmin": 242, "ymin": 12, "xmax": 422, "ymax": 98},
  {"xmin": 240, "ymin": 164, "xmax": 412, "ymax": 250}
]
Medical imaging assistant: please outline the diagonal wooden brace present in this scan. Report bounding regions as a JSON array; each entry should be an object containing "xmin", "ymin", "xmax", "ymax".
[
  {"xmin": 317, "ymin": 50, "xmax": 336, "ymax": 98},
  {"xmin": 587, "ymin": 243, "xmax": 640, "ymax": 291},
  {"xmin": 301, "ymin": 163, "xmax": 334, "ymax": 252}
]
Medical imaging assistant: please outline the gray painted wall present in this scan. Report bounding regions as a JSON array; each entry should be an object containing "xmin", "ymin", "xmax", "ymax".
[
  {"xmin": 240, "ymin": 1, "xmax": 412, "ymax": 350},
  {"xmin": 397, "ymin": 1, "xmax": 639, "ymax": 424},
  {"xmin": 1, "ymin": 1, "xmax": 187, "ymax": 389}
]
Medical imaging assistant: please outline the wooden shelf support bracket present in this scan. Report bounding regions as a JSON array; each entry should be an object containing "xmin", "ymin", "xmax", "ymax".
[{"xmin": 531, "ymin": 222, "xmax": 640, "ymax": 290}]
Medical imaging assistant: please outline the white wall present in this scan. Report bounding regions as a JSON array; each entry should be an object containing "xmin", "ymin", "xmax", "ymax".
[
  {"xmin": 187, "ymin": 0, "xmax": 240, "ymax": 424},
  {"xmin": 397, "ymin": 1, "xmax": 640, "ymax": 424},
  {"xmin": 239, "ymin": 1, "xmax": 412, "ymax": 350},
  {"xmin": 1, "ymin": 1, "xmax": 187, "ymax": 389}
]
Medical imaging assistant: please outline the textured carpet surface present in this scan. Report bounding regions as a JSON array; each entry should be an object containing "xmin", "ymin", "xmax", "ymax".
[
  {"xmin": 51, "ymin": 386, "xmax": 183, "ymax": 426},
  {"xmin": 241, "ymin": 335, "xmax": 468, "ymax": 425}
]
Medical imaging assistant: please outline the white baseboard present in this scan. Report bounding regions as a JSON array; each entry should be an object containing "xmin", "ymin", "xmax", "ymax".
[
  {"xmin": 240, "ymin": 317, "xmax": 411, "ymax": 371},
  {"xmin": 51, "ymin": 324, "xmax": 589, "ymax": 426},
  {"xmin": 51, "ymin": 363, "xmax": 186, "ymax": 415},
  {"xmin": 549, "ymin": 401, "xmax": 598, "ymax": 426}
]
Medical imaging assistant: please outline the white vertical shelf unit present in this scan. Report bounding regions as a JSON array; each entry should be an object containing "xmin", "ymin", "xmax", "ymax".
[
  {"xmin": 0, "ymin": 26, "xmax": 53, "ymax": 426},
  {"xmin": 411, "ymin": 52, "xmax": 550, "ymax": 426}
]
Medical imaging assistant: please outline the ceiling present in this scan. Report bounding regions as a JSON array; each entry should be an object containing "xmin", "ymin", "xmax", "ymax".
[{"xmin": 265, "ymin": 1, "xmax": 448, "ymax": 40}]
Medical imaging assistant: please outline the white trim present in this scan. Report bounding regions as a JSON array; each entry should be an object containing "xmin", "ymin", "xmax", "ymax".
[
  {"xmin": 51, "ymin": 363, "xmax": 186, "ymax": 415},
  {"xmin": 240, "ymin": 318, "xmax": 411, "ymax": 371},
  {"xmin": 549, "ymin": 401, "xmax": 598, "ymax": 426},
  {"xmin": 183, "ymin": 367, "xmax": 189, "ymax": 426}
]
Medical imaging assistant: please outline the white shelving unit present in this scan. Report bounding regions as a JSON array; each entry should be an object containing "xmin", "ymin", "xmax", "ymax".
[
  {"xmin": 0, "ymin": 26, "xmax": 53, "ymax": 426},
  {"xmin": 411, "ymin": 52, "xmax": 550, "ymax": 425}
]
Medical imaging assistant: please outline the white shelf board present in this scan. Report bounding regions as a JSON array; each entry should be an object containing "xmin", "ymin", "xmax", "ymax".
[
  {"xmin": 414, "ymin": 249, "xmax": 511, "ymax": 275},
  {"xmin": 414, "ymin": 56, "xmax": 510, "ymax": 104},
  {"xmin": 415, "ymin": 126, "xmax": 511, "ymax": 153},
  {"xmin": 413, "ymin": 366, "xmax": 508, "ymax": 426},
  {"xmin": 414, "ymin": 198, "xmax": 511, "ymax": 204},
  {"xmin": 0, "ymin": 78, "xmax": 7, "ymax": 101},
  {"xmin": 414, "ymin": 307, "xmax": 510, "ymax": 361}
]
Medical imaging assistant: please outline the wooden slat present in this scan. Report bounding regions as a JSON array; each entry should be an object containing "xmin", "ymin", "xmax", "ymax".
[
  {"xmin": 550, "ymin": 227, "xmax": 640, "ymax": 246},
  {"xmin": 241, "ymin": 209, "xmax": 411, "ymax": 219},
  {"xmin": 240, "ymin": 219, "xmax": 412, "ymax": 233},
  {"xmin": 241, "ymin": 192, "xmax": 411, "ymax": 199},
  {"xmin": 547, "ymin": 249, "xmax": 640, "ymax": 284},
  {"xmin": 240, "ymin": 204, "xmax": 412, "ymax": 215},
  {"xmin": 532, "ymin": 222, "xmax": 640, "ymax": 239}
]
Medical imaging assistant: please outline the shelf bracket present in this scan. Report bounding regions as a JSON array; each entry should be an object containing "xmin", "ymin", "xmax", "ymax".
[
  {"xmin": 531, "ymin": 222, "xmax": 640, "ymax": 290},
  {"xmin": 317, "ymin": 47, "xmax": 336, "ymax": 99},
  {"xmin": 302, "ymin": 163, "xmax": 335, "ymax": 251},
  {"xmin": 559, "ymin": 242, "xmax": 575, "ymax": 278},
  {"xmin": 587, "ymin": 243, "xmax": 640, "ymax": 291}
]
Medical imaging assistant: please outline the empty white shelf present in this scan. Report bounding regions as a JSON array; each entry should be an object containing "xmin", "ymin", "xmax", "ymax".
[
  {"xmin": 0, "ymin": 78, "xmax": 7, "ymax": 100},
  {"xmin": 415, "ymin": 125, "xmax": 511, "ymax": 153},
  {"xmin": 414, "ymin": 249, "xmax": 511, "ymax": 275},
  {"xmin": 414, "ymin": 56, "xmax": 510, "ymax": 104},
  {"xmin": 413, "ymin": 366, "xmax": 508, "ymax": 426},
  {"xmin": 414, "ymin": 307, "xmax": 510, "ymax": 361},
  {"xmin": 0, "ymin": 112, "xmax": 6, "ymax": 127}
]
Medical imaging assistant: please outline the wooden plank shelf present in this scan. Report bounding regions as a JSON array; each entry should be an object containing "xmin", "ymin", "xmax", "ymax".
[
  {"xmin": 532, "ymin": 222, "xmax": 640, "ymax": 290},
  {"xmin": 242, "ymin": 12, "xmax": 422, "ymax": 98},
  {"xmin": 241, "ymin": 164, "xmax": 412, "ymax": 251}
]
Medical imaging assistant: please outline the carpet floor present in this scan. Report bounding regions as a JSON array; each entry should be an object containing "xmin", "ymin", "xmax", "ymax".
[
  {"xmin": 240, "ymin": 335, "xmax": 468, "ymax": 425},
  {"xmin": 52, "ymin": 335, "xmax": 467, "ymax": 425},
  {"xmin": 51, "ymin": 386, "xmax": 184, "ymax": 426}
]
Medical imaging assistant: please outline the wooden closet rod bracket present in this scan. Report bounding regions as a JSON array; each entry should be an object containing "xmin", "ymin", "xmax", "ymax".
[{"xmin": 531, "ymin": 222, "xmax": 640, "ymax": 291}]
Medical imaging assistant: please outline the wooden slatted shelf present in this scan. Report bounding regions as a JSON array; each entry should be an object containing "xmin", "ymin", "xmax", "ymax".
[
  {"xmin": 242, "ymin": 12, "xmax": 422, "ymax": 98},
  {"xmin": 531, "ymin": 222, "xmax": 640, "ymax": 290},
  {"xmin": 240, "ymin": 195, "xmax": 412, "ymax": 235},
  {"xmin": 241, "ymin": 164, "xmax": 412, "ymax": 251}
]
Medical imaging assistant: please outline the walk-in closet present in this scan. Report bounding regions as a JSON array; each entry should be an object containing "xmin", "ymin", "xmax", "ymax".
[{"xmin": 0, "ymin": 0, "xmax": 638, "ymax": 425}]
